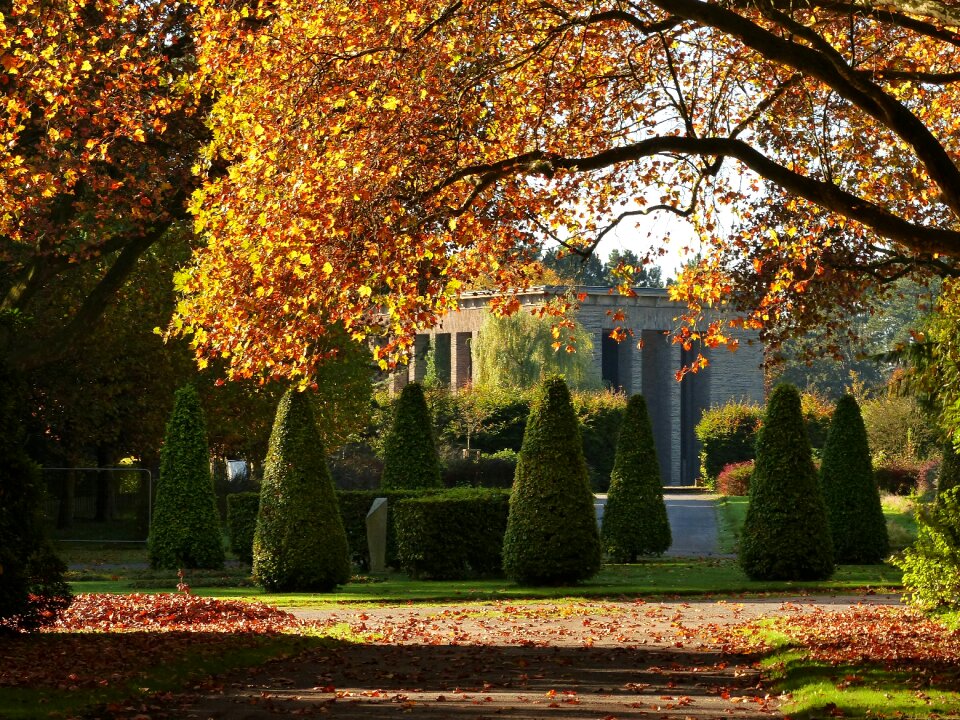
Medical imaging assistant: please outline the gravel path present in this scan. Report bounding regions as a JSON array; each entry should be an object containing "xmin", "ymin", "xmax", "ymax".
[{"xmin": 174, "ymin": 593, "xmax": 902, "ymax": 720}]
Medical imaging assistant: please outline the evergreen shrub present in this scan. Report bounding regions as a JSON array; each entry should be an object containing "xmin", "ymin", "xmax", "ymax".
[
  {"xmin": 253, "ymin": 389, "xmax": 350, "ymax": 591},
  {"xmin": 381, "ymin": 382, "xmax": 443, "ymax": 489},
  {"xmin": 226, "ymin": 492, "xmax": 260, "ymax": 564},
  {"xmin": 148, "ymin": 385, "xmax": 224, "ymax": 570},
  {"xmin": 502, "ymin": 376, "xmax": 602, "ymax": 585},
  {"xmin": 820, "ymin": 395, "xmax": 889, "ymax": 564},
  {"xmin": 601, "ymin": 395, "xmax": 671, "ymax": 561},
  {"xmin": 695, "ymin": 402, "xmax": 762, "ymax": 487},
  {"xmin": 394, "ymin": 488, "xmax": 510, "ymax": 579},
  {"xmin": 337, "ymin": 488, "xmax": 439, "ymax": 570},
  {"xmin": 894, "ymin": 486, "xmax": 960, "ymax": 610},
  {"xmin": 716, "ymin": 461, "xmax": 754, "ymax": 496},
  {"xmin": 739, "ymin": 384, "xmax": 834, "ymax": 580}
]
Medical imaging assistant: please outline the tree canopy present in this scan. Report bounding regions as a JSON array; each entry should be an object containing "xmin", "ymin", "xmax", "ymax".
[
  {"xmin": 0, "ymin": 1, "xmax": 203, "ymax": 370},
  {"xmin": 167, "ymin": 0, "xmax": 960, "ymax": 381}
]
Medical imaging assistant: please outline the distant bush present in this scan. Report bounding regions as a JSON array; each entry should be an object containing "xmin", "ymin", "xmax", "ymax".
[
  {"xmin": 394, "ymin": 488, "xmax": 510, "ymax": 579},
  {"xmin": 574, "ymin": 390, "xmax": 627, "ymax": 492},
  {"xmin": 503, "ymin": 376, "xmax": 602, "ymax": 585},
  {"xmin": 381, "ymin": 382, "xmax": 443, "ymax": 490},
  {"xmin": 253, "ymin": 389, "xmax": 350, "ymax": 592},
  {"xmin": 800, "ymin": 392, "xmax": 834, "ymax": 450},
  {"xmin": 695, "ymin": 402, "xmax": 762, "ymax": 487},
  {"xmin": 819, "ymin": 395, "xmax": 888, "ymax": 564},
  {"xmin": 938, "ymin": 443, "xmax": 960, "ymax": 499},
  {"xmin": 328, "ymin": 443, "xmax": 383, "ymax": 490},
  {"xmin": 441, "ymin": 449, "xmax": 518, "ymax": 489},
  {"xmin": 716, "ymin": 461, "xmax": 754, "ymax": 496},
  {"xmin": 739, "ymin": 384, "xmax": 834, "ymax": 581},
  {"xmin": 149, "ymin": 385, "xmax": 224, "ymax": 570},
  {"xmin": 226, "ymin": 492, "xmax": 260, "ymax": 564},
  {"xmin": 861, "ymin": 394, "xmax": 937, "ymax": 465},
  {"xmin": 874, "ymin": 458, "xmax": 930, "ymax": 495},
  {"xmin": 601, "ymin": 395, "xmax": 671, "ymax": 561}
]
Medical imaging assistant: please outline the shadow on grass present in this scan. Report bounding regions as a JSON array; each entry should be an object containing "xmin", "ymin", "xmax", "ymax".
[
  {"xmin": 0, "ymin": 630, "xmax": 333, "ymax": 720},
  {"xmin": 154, "ymin": 640, "xmax": 777, "ymax": 719}
]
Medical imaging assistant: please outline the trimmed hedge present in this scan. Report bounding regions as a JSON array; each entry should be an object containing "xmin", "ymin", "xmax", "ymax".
[
  {"xmin": 739, "ymin": 384, "xmax": 834, "ymax": 581},
  {"xmin": 695, "ymin": 402, "xmax": 762, "ymax": 487},
  {"xmin": 149, "ymin": 385, "xmax": 224, "ymax": 570},
  {"xmin": 820, "ymin": 395, "xmax": 888, "ymax": 564},
  {"xmin": 226, "ymin": 492, "xmax": 260, "ymax": 564},
  {"xmin": 394, "ymin": 488, "xmax": 510, "ymax": 579},
  {"xmin": 503, "ymin": 376, "xmax": 602, "ymax": 585},
  {"xmin": 716, "ymin": 461, "xmax": 753, "ymax": 496},
  {"xmin": 601, "ymin": 395, "xmax": 671, "ymax": 561},
  {"xmin": 253, "ymin": 389, "xmax": 350, "ymax": 592},
  {"xmin": 337, "ymin": 489, "xmax": 440, "ymax": 571},
  {"xmin": 381, "ymin": 382, "xmax": 443, "ymax": 490}
]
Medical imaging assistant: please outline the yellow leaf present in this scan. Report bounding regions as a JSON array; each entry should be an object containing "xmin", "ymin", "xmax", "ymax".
[
  {"xmin": 382, "ymin": 96, "xmax": 400, "ymax": 110},
  {"xmin": 322, "ymin": 262, "xmax": 333, "ymax": 275},
  {"xmin": 358, "ymin": 285, "xmax": 372, "ymax": 297}
]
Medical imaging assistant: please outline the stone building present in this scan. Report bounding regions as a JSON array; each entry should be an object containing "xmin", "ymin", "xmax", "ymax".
[{"xmin": 390, "ymin": 286, "xmax": 765, "ymax": 486}]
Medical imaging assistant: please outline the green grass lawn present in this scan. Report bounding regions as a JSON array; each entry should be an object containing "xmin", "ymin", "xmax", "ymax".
[
  {"xmin": 715, "ymin": 493, "xmax": 920, "ymax": 554},
  {"xmin": 68, "ymin": 559, "xmax": 903, "ymax": 606}
]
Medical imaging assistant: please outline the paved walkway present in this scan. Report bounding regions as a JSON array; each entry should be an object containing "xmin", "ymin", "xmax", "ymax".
[
  {"xmin": 663, "ymin": 493, "xmax": 727, "ymax": 557},
  {"xmin": 596, "ymin": 492, "xmax": 727, "ymax": 558}
]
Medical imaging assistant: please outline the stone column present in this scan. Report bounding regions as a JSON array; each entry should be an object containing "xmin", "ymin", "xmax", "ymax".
[{"xmin": 452, "ymin": 332, "xmax": 473, "ymax": 389}]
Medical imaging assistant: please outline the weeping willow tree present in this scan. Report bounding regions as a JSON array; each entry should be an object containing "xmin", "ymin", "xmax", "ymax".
[{"xmin": 473, "ymin": 311, "xmax": 600, "ymax": 390}]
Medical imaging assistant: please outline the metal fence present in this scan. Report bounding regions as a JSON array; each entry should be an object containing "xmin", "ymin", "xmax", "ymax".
[{"xmin": 42, "ymin": 467, "xmax": 153, "ymax": 543}]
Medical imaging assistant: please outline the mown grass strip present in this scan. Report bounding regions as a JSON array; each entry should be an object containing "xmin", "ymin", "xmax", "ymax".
[{"xmin": 69, "ymin": 559, "xmax": 903, "ymax": 607}]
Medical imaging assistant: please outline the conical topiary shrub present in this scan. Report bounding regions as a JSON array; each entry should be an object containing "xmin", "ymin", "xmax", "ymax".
[
  {"xmin": 939, "ymin": 441, "xmax": 960, "ymax": 500},
  {"xmin": 253, "ymin": 388, "xmax": 350, "ymax": 591},
  {"xmin": 502, "ymin": 375, "xmax": 602, "ymax": 584},
  {"xmin": 602, "ymin": 394, "xmax": 671, "ymax": 561},
  {"xmin": 381, "ymin": 382, "xmax": 442, "ymax": 489},
  {"xmin": 820, "ymin": 395, "xmax": 888, "ymax": 563},
  {"xmin": 739, "ymin": 384, "xmax": 834, "ymax": 580},
  {"xmin": 148, "ymin": 385, "xmax": 224, "ymax": 570}
]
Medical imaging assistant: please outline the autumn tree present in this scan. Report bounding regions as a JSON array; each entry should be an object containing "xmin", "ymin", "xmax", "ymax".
[
  {"xmin": 0, "ymin": 2, "xmax": 205, "ymax": 372},
  {"xmin": 168, "ymin": 0, "xmax": 960, "ymax": 383}
]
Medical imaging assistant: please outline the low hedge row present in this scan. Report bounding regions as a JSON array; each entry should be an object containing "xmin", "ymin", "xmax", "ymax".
[
  {"xmin": 337, "ymin": 489, "xmax": 443, "ymax": 571},
  {"xmin": 226, "ymin": 488, "xmax": 509, "ymax": 576},
  {"xmin": 394, "ymin": 488, "xmax": 510, "ymax": 579}
]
